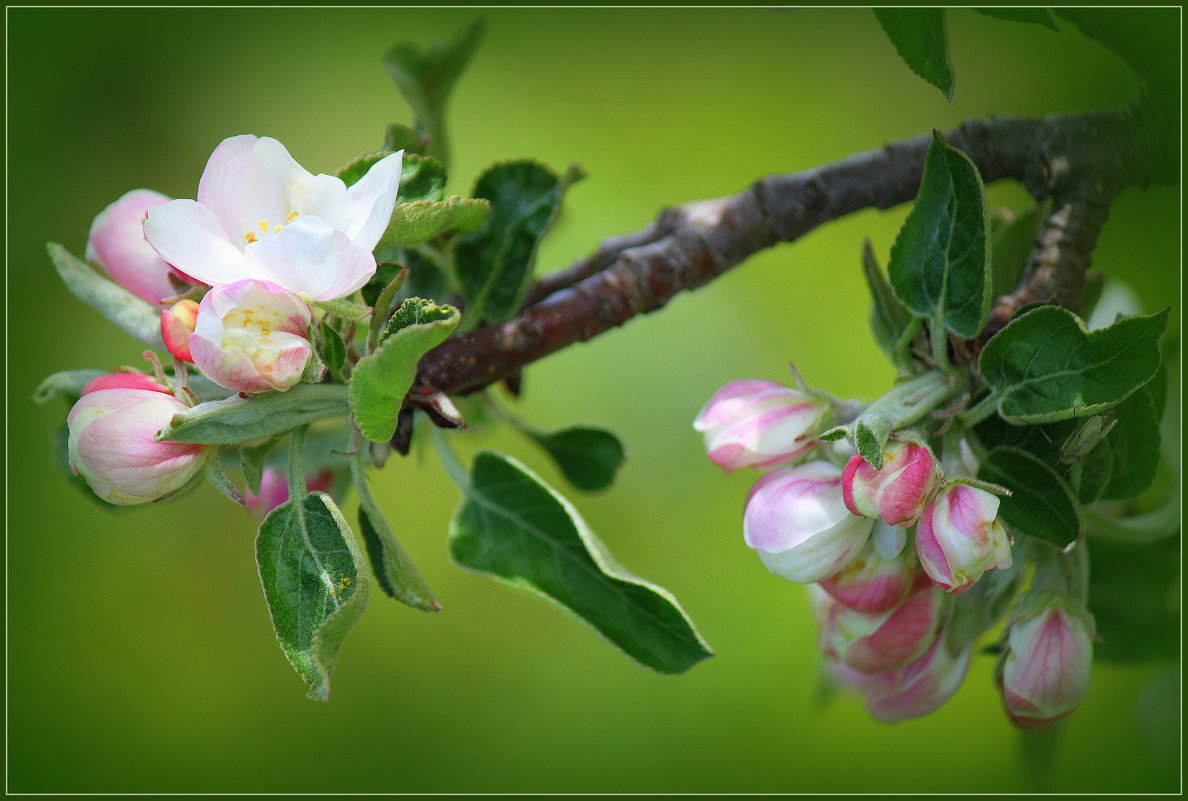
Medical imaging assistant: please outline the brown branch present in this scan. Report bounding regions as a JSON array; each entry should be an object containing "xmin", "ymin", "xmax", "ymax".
[{"xmin": 420, "ymin": 100, "xmax": 1167, "ymax": 398}]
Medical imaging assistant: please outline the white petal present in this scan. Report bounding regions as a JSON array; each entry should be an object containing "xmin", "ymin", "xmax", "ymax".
[
  {"xmin": 143, "ymin": 199, "xmax": 251, "ymax": 286},
  {"xmin": 197, "ymin": 135, "xmax": 299, "ymax": 241},
  {"xmin": 244, "ymin": 216, "xmax": 376, "ymax": 300},
  {"xmin": 337, "ymin": 150, "xmax": 404, "ymax": 251}
]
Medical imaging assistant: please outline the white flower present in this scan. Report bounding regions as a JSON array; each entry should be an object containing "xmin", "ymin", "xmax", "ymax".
[{"xmin": 144, "ymin": 135, "xmax": 403, "ymax": 301}]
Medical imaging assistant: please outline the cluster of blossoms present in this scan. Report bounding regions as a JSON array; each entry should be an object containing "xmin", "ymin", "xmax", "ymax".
[
  {"xmin": 68, "ymin": 136, "xmax": 403, "ymax": 506},
  {"xmin": 695, "ymin": 376, "xmax": 1094, "ymax": 727}
]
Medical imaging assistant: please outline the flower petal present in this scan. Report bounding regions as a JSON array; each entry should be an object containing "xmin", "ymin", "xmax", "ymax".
[
  {"xmin": 336, "ymin": 150, "xmax": 404, "ymax": 251},
  {"xmin": 144, "ymin": 199, "xmax": 251, "ymax": 286},
  {"xmin": 197, "ymin": 135, "xmax": 295, "ymax": 241},
  {"xmin": 244, "ymin": 216, "xmax": 376, "ymax": 300}
]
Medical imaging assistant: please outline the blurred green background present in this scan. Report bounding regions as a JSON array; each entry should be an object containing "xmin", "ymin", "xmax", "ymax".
[{"xmin": 7, "ymin": 7, "xmax": 1179, "ymax": 794}]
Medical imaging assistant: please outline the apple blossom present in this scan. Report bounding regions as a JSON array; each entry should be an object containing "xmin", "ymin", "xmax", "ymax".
[
  {"xmin": 694, "ymin": 379, "xmax": 826, "ymax": 473},
  {"xmin": 87, "ymin": 189, "xmax": 184, "ymax": 305},
  {"xmin": 842, "ymin": 438, "xmax": 940, "ymax": 526},
  {"xmin": 916, "ymin": 483, "xmax": 1012, "ymax": 594},
  {"xmin": 814, "ymin": 578, "xmax": 945, "ymax": 675},
  {"xmin": 161, "ymin": 299, "xmax": 200, "ymax": 362},
  {"xmin": 244, "ymin": 467, "xmax": 336, "ymax": 519},
  {"xmin": 189, "ymin": 280, "xmax": 313, "ymax": 393},
  {"xmin": 743, "ymin": 461, "xmax": 874, "ymax": 584},
  {"xmin": 81, "ymin": 372, "xmax": 172, "ymax": 396},
  {"xmin": 997, "ymin": 596, "xmax": 1094, "ymax": 730},
  {"xmin": 818, "ymin": 529, "xmax": 920, "ymax": 613},
  {"xmin": 833, "ymin": 633, "xmax": 972, "ymax": 724},
  {"xmin": 67, "ymin": 387, "xmax": 209, "ymax": 505},
  {"xmin": 143, "ymin": 135, "xmax": 403, "ymax": 301}
]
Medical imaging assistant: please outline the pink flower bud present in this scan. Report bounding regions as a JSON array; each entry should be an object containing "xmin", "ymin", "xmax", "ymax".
[
  {"xmin": 916, "ymin": 483, "xmax": 1013, "ymax": 594},
  {"xmin": 814, "ymin": 578, "xmax": 945, "ymax": 674},
  {"xmin": 997, "ymin": 597, "xmax": 1093, "ymax": 730},
  {"xmin": 244, "ymin": 467, "xmax": 336, "ymax": 520},
  {"xmin": 190, "ymin": 280, "xmax": 312, "ymax": 393},
  {"xmin": 743, "ymin": 461, "xmax": 874, "ymax": 584},
  {"xmin": 82, "ymin": 372, "xmax": 172, "ymax": 396},
  {"xmin": 86, "ymin": 189, "xmax": 183, "ymax": 305},
  {"xmin": 842, "ymin": 438, "xmax": 940, "ymax": 526},
  {"xmin": 832, "ymin": 632, "xmax": 972, "ymax": 723},
  {"xmin": 818, "ymin": 532, "xmax": 920, "ymax": 613},
  {"xmin": 694, "ymin": 380, "xmax": 826, "ymax": 473},
  {"xmin": 161, "ymin": 299, "xmax": 200, "ymax": 362},
  {"xmin": 66, "ymin": 388, "xmax": 209, "ymax": 505}
]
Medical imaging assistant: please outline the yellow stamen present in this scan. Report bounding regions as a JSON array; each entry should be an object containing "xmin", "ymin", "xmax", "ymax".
[
  {"xmin": 244, "ymin": 232, "xmax": 258, "ymax": 243},
  {"xmin": 287, "ymin": 211, "xmax": 299, "ymax": 221},
  {"xmin": 258, "ymin": 219, "xmax": 269, "ymax": 232},
  {"xmin": 274, "ymin": 225, "xmax": 283, "ymax": 233}
]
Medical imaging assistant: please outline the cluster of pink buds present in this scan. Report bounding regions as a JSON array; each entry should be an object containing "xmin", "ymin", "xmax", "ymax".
[{"xmin": 696, "ymin": 375, "xmax": 1028, "ymax": 724}]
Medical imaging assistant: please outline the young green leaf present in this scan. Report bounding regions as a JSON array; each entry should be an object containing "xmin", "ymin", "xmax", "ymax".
[
  {"xmin": 449, "ymin": 451, "xmax": 713, "ymax": 674},
  {"xmin": 861, "ymin": 240, "xmax": 912, "ymax": 362},
  {"xmin": 349, "ymin": 300, "xmax": 460, "ymax": 442},
  {"xmin": 309, "ymin": 298, "xmax": 372, "ymax": 321},
  {"xmin": 351, "ymin": 451, "xmax": 439, "ymax": 611},
  {"xmin": 888, "ymin": 132, "xmax": 991, "ymax": 338},
  {"xmin": 345, "ymin": 152, "xmax": 448, "ymax": 202},
  {"xmin": 523, "ymin": 424, "xmax": 627, "ymax": 492},
  {"xmin": 455, "ymin": 161, "xmax": 579, "ymax": 324},
  {"xmin": 383, "ymin": 123, "xmax": 429, "ymax": 155},
  {"xmin": 979, "ymin": 306, "xmax": 1169, "ymax": 424},
  {"xmin": 256, "ymin": 491, "xmax": 370, "ymax": 700},
  {"xmin": 157, "ymin": 384, "xmax": 350, "ymax": 445},
  {"xmin": 872, "ymin": 8, "xmax": 955, "ymax": 99},
  {"xmin": 48, "ymin": 243, "xmax": 165, "ymax": 349},
  {"xmin": 973, "ymin": 8, "xmax": 1058, "ymax": 31},
  {"xmin": 382, "ymin": 18, "xmax": 485, "ymax": 166},
  {"xmin": 376, "ymin": 197, "xmax": 490, "ymax": 250},
  {"xmin": 977, "ymin": 446, "xmax": 1083, "ymax": 550}
]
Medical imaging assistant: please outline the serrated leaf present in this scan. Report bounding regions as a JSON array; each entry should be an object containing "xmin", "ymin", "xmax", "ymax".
[
  {"xmin": 973, "ymin": 8, "xmax": 1058, "ymax": 30},
  {"xmin": 382, "ymin": 18, "xmax": 485, "ymax": 166},
  {"xmin": 449, "ymin": 451, "xmax": 713, "ymax": 674},
  {"xmin": 873, "ymin": 8, "xmax": 955, "ymax": 99},
  {"xmin": 455, "ymin": 161, "xmax": 576, "ymax": 323},
  {"xmin": 979, "ymin": 307, "xmax": 1169, "ymax": 424},
  {"xmin": 376, "ymin": 197, "xmax": 489, "ymax": 250},
  {"xmin": 523, "ymin": 424, "xmax": 627, "ymax": 492},
  {"xmin": 888, "ymin": 133, "xmax": 990, "ymax": 338},
  {"xmin": 977, "ymin": 446, "xmax": 1083, "ymax": 549},
  {"xmin": 989, "ymin": 203, "xmax": 1047, "ymax": 300},
  {"xmin": 381, "ymin": 297, "xmax": 458, "ymax": 342},
  {"xmin": 1076, "ymin": 386, "xmax": 1161, "ymax": 503},
  {"xmin": 397, "ymin": 154, "xmax": 447, "ymax": 203},
  {"xmin": 157, "ymin": 384, "xmax": 349, "ymax": 445},
  {"xmin": 256, "ymin": 491, "xmax": 369, "ymax": 700},
  {"xmin": 309, "ymin": 298, "xmax": 371, "ymax": 321},
  {"xmin": 349, "ymin": 301, "xmax": 460, "ymax": 443},
  {"xmin": 861, "ymin": 240, "xmax": 911, "ymax": 362},
  {"xmin": 351, "ymin": 454, "xmax": 438, "ymax": 611},
  {"xmin": 48, "ymin": 242, "xmax": 165, "ymax": 348}
]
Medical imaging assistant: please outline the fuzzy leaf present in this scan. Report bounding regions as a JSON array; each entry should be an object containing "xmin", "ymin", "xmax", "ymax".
[
  {"xmin": 979, "ymin": 307, "xmax": 1168, "ymax": 424},
  {"xmin": 157, "ymin": 384, "xmax": 349, "ymax": 445},
  {"xmin": 256, "ymin": 492, "xmax": 369, "ymax": 700},
  {"xmin": 450, "ymin": 451, "xmax": 713, "ymax": 674},
  {"xmin": 376, "ymin": 198, "xmax": 489, "ymax": 250},
  {"xmin": 888, "ymin": 132, "xmax": 990, "ymax": 338},
  {"xmin": 48, "ymin": 243, "xmax": 165, "ymax": 348}
]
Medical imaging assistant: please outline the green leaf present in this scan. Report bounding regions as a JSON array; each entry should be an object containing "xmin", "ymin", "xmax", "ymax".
[
  {"xmin": 309, "ymin": 298, "xmax": 371, "ymax": 321},
  {"xmin": 256, "ymin": 492, "xmax": 369, "ymax": 700},
  {"xmin": 977, "ymin": 446, "xmax": 1083, "ymax": 550},
  {"xmin": 383, "ymin": 123, "xmax": 429, "ymax": 155},
  {"xmin": 381, "ymin": 296, "xmax": 458, "ymax": 341},
  {"xmin": 888, "ymin": 132, "xmax": 991, "ymax": 338},
  {"xmin": 1076, "ymin": 386, "xmax": 1161, "ymax": 503},
  {"xmin": 973, "ymin": 8, "xmax": 1058, "ymax": 31},
  {"xmin": 397, "ymin": 154, "xmax": 447, "ymax": 203},
  {"xmin": 861, "ymin": 240, "xmax": 912, "ymax": 362},
  {"xmin": 1088, "ymin": 537, "xmax": 1178, "ymax": 663},
  {"xmin": 455, "ymin": 161, "xmax": 578, "ymax": 324},
  {"xmin": 523, "ymin": 424, "xmax": 627, "ymax": 492},
  {"xmin": 349, "ymin": 300, "xmax": 460, "ymax": 442},
  {"xmin": 382, "ymin": 18, "xmax": 485, "ymax": 166},
  {"xmin": 872, "ymin": 9, "xmax": 955, "ymax": 99},
  {"xmin": 318, "ymin": 322, "xmax": 346, "ymax": 376},
  {"xmin": 449, "ymin": 451, "xmax": 713, "ymax": 674},
  {"xmin": 398, "ymin": 249, "xmax": 450, "ymax": 304},
  {"xmin": 351, "ymin": 452, "xmax": 439, "ymax": 611},
  {"xmin": 989, "ymin": 203, "xmax": 1047, "ymax": 300},
  {"xmin": 361, "ymin": 261, "xmax": 406, "ymax": 309},
  {"xmin": 979, "ymin": 307, "xmax": 1169, "ymax": 424},
  {"xmin": 157, "ymin": 384, "xmax": 350, "ymax": 445},
  {"xmin": 48, "ymin": 242, "xmax": 165, "ymax": 348},
  {"xmin": 336, "ymin": 152, "xmax": 387, "ymax": 189},
  {"xmin": 33, "ymin": 369, "xmax": 107, "ymax": 404},
  {"xmin": 376, "ymin": 197, "xmax": 489, "ymax": 250}
]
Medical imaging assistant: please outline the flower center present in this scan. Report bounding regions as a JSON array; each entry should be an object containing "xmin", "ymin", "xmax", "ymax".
[{"xmin": 243, "ymin": 211, "xmax": 300, "ymax": 244}]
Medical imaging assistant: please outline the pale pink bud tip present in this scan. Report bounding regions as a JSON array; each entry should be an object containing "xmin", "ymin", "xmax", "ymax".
[
  {"xmin": 695, "ymin": 379, "xmax": 826, "ymax": 473},
  {"xmin": 82, "ymin": 373, "xmax": 172, "ymax": 396},
  {"xmin": 842, "ymin": 439, "xmax": 940, "ymax": 527},
  {"xmin": 998, "ymin": 600, "xmax": 1093, "ymax": 730},
  {"xmin": 916, "ymin": 484, "xmax": 1012, "ymax": 594},
  {"xmin": 161, "ymin": 299, "xmax": 200, "ymax": 362},
  {"xmin": 87, "ymin": 189, "xmax": 179, "ymax": 305},
  {"xmin": 189, "ymin": 280, "xmax": 313, "ymax": 393},
  {"xmin": 66, "ymin": 388, "xmax": 209, "ymax": 505}
]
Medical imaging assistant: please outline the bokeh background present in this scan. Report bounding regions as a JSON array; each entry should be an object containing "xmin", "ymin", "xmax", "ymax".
[{"xmin": 7, "ymin": 7, "xmax": 1180, "ymax": 794}]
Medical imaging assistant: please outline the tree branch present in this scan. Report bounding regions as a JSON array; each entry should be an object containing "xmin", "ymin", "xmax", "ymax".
[{"xmin": 419, "ymin": 99, "xmax": 1168, "ymax": 398}]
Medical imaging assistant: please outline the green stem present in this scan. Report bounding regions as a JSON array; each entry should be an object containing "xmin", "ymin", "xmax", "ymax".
[
  {"xmin": 959, "ymin": 391, "xmax": 1000, "ymax": 427},
  {"xmin": 929, "ymin": 317, "xmax": 950, "ymax": 371},
  {"xmin": 288, "ymin": 426, "xmax": 308, "ymax": 500},
  {"xmin": 894, "ymin": 316, "xmax": 924, "ymax": 370}
]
